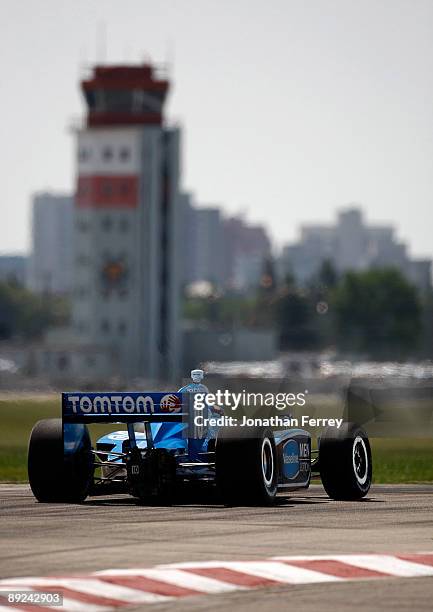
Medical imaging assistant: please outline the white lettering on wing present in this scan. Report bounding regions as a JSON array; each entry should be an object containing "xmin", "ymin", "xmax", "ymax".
[
  {"xmin": 71, "ymin": 394, "xmax": 161, "ymax": 414},
  {"xmin": 122, "ymin": 396, "xmax": 135, "ymax": 413},
  {"xmin": 80, "ymin": 396, "xmax": 93, "ymax": 413},
  {"xmin": 94, "ymin": 396, "xmax": 111, "ymax": 413},
  {"xmin": 111, "ymin": 396, "xmax": 122, "ymax": 413},
  {"xmin": 137, "ymin": 396, "xmax": 154, "ymax": 413},
  {"xmin": 68, "ymin": 396, "xmax": 80, "ymax": 413}
]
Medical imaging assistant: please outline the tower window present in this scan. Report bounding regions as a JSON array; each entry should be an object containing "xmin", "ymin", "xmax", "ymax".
[
  {"xmin": 120, "ymin": 147, "xmax": 130, "ymax": 161},
  {"xmin": 102, "ymin": 146, "xmax": 113, "ymax": 161},
  {"xmin": 101, "ymin": 319, "xmax": 110, "ymax": 333},
  {"xmin": 118, "ymin": 321, "xmax": 127, "ymax": 335},
  {"xmin": 79, "ymin": 148, "xmax": 90, "ymax": 162}
]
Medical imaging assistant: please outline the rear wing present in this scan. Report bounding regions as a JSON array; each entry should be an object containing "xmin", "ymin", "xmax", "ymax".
[{"xmin": 62, "ymin": 392, "xmax": 188, "ymax": 424}]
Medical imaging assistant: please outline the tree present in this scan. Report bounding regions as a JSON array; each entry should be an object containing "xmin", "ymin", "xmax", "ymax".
[
  {"xmin": 0, "ymin": 282, "xmax": 69, "ymax": 341},
  {"xmin": 275, "ymin": 284, "xmax": 318, "ymax": 350},
  {"xmin": 259, "ymin": 256, "xmax": 277, "ymax": 295},
  {"xmin": 306, "ymin": 260, "xmax": 339, "ymax": 347},
  {"xmin": 332, "ymin": 268, "xmax": 421, "ymax": 358},
  {"xmin": 183, "ymin": 293, "xmax": 257, "ymax": 328},
  {"xmin": 254, "ymin": 256, "xmax": 278, "ymax": 327},
  {"xmin": 317, "ymin": 259, "xmax": 338, "ymax": 290},
  {"xmin": 418, "ymin": 287, "xmax": 433, "ymax": 358}
]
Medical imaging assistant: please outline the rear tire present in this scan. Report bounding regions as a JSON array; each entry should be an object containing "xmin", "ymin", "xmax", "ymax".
[
  {"xmin": 319, "ymin": 422, "xmax": 372, "ymax": 500},
  {"xmin": 216, "ymin": 426, "xmax": 277, "ymax": 505},
  {"xmin": 28, "ymin": 418, "xmax": 93, "ymax": 503}
]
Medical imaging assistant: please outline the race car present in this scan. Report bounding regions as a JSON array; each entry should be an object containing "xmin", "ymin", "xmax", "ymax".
[{"xmin": 27, "ymin": 370, "xmax": 372, "ymax": 505}]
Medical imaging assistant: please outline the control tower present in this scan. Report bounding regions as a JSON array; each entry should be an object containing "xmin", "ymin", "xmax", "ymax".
[{"xmin": 72, "ymin": 64, "xmax": 181, "ymax": 381}]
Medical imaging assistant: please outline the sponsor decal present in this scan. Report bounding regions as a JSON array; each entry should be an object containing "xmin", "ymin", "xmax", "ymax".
[
  {"xmin": 63, "ymin": 393, "xmax": 183, "ymax": 416},
  {"xmin": 160, "ymin": 394, "xmax": 182, "ymax": 413},
  {"xmin": 299, "ymin": 442, "xmax": 310, "ymax": 459},
  {"xmin": 282, "ymin": 439, "xmax": 300, "ymax": 479},
  {"xmin": 298, "ymin": 440, "xmax": 311, "ymax": 475}
]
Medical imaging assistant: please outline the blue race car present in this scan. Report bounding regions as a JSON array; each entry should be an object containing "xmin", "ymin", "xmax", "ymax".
[{"xmin": 27, "ymin": 370, "xmax": 372, "ymax": 505}]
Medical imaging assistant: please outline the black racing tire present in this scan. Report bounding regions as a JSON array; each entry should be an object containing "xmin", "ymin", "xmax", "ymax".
[
  {"xmin": 319, "ymin": 422, "xmax": 372, "ymax": 500},
  {"xmin": 216, "ymin": 426, "xmax": 277, "ymax": 505},
  {"xmin": 28, "ymin": 419, "xmax": 93, "ymax": 503}
]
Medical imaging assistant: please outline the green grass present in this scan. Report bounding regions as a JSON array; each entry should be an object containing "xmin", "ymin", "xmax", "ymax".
[
  {"xmin": 0, "ymin": 398, "xmax": 120, "ymax": 481},
  {"xmin": 370, "ymin": 438, "xmax": 433, "ymax": 483},
  {"xmin": 0, "ymin": 398, "xmax": 432, "ymax": 483},
  {"xmin": 0, "ymin": 398, "xmax": 60, "ymax": 482}
]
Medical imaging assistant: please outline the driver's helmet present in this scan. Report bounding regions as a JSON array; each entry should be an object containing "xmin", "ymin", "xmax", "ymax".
[{"xmin": 178, "ymin": 369, "xmax": 209, "ymax": 394}]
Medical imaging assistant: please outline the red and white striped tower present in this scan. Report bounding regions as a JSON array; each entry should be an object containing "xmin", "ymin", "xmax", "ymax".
[{"xmin": 72, "ymin": 64, "xmax": 181, "ymax": 381}]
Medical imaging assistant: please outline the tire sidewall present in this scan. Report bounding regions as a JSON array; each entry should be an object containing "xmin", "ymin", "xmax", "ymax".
[
  {"xmin": 351, "ymin": 434, "xmax": 371, "ymax": 493},
  {"xmin": 255, "ymin": 429, "xmax": 278, "ymax": 502},
  {"xmin": 319, "ymin": 422, "xmax": 372, "ymax": 500}
]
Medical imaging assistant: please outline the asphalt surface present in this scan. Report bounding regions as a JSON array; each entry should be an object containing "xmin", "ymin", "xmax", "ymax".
[{"xmin": 0, "ymin": 484, "xmax": 432, "ymax": 610}]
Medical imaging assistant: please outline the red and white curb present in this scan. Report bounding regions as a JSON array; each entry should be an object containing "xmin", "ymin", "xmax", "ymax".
[{"xmin": 0, "ymin": 553, "xmax": 432, "ymax": 610}]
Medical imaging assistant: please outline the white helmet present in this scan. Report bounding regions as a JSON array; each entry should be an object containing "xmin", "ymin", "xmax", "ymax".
[{"xmin": 191, "ymin": 369, "xmax": 204, "ymax": 383}]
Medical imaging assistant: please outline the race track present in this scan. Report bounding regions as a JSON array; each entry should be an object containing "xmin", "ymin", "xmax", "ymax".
[{"xmin": 0, "ymin": 484, "xmax": 432, "ymax": 610}]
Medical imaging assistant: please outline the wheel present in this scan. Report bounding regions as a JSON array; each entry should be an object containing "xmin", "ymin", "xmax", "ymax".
[
  {"xmin": 216, "ymin": 426, "xmax": 277, "ymax": 505},
  {"xmin": 319, "ymin": 422, "xmax": 372, "ymax": 500},
  {"xmin": 28, "ymin": 419, "xmax": 93, "ymax": 503}
]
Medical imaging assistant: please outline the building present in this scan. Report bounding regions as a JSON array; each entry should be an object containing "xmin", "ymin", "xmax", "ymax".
[
  {"xmin": 180, "ymin": 196, "xmax": 271, "ymax": 292},
  {"xmin": 28, "ymin": 193, "xmax": 74, "ymax": 294},
  {"xmin": 70, "ymin": 64, "xmax": 182, "ymax": 381},
  {"xmin": 279, "ymin": 207, "xmax": 432, "ymax": 292},
  {"xmin": 179, "ymin": 192, "xmax": 196, "ymax": 287},
  {"xmin": 180, "ymin": 197, "xmax": 226, "ymax": 289},
  {"xmin": 0, "ymin": 256, "xmax": 28, "ymax": 286},
  {"xmin": 406, "ymin": 260, "xmax": 432, "ymax": 293},
  {"xmin": 192, "ymin": 207, "xmax": 225, "ymax": 288},
  {"xmin": 223, "ymin": 216, "xmax": 271, "ymax": 290}
]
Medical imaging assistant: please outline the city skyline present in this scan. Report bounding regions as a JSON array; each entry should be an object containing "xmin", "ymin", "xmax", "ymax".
[
  {"xmin": 2, "ymin": 0, "xmax": 433, "ymax": 259},
  {"xmin": 23, "ymin": 190, "xmax": 430, "ymax": 263},
  {"xmin": 280, "ymin": 207, "xmax": 431, "ymax": 292},
  {"xmin": 23, "ymin": 191, "xmax": 430, "ymax": 296}
]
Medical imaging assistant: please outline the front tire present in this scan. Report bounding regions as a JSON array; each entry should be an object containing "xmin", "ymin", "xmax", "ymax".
[
  {"xmin": 216, "ymin": 426, "xmax": 277, "ymax": 505},
  {"xmin": 319, "ymin": 422, "xmax": 372, "ymax": 500}
]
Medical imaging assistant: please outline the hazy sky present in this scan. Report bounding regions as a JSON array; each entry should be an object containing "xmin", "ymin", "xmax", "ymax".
[{"xmin": 2, "ymin": 0, "xmax": 433, "ymax": 258}]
